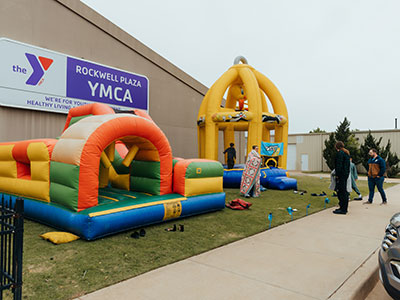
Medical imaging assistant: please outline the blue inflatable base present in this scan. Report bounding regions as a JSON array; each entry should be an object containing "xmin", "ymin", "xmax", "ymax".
[
  {"xmin": 223, "ymin": 166, "xmax": 297, "ymax": 190},
  {"xmin": 2, "ymin": 192, "xmax": 225, "ymax": 240},
  {"xmin": 266, "ymin": 176, "xmax": 298, "ymax": 190}
]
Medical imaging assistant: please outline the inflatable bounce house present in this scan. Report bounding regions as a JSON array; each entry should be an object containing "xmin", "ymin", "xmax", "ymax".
[
  {"xmin": 197, "ymin": 56, "xmax": 297, "ymax": 190},
  {"xmin": 0, "ymin": 103, "xmax": 225, "ymax": 240}
]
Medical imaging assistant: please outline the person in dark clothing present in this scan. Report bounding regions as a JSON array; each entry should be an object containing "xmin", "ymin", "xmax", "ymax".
[
  {"xmin": 363, "ymin": 148, "xmax": 387, "ymax": 205},
  {"xmin": 333, "ymin": 141, "xmax": 350, "ymax": 215},
  {"xmin": 223, "ymin": 143, "xmax": 236, "ymax": 169}
]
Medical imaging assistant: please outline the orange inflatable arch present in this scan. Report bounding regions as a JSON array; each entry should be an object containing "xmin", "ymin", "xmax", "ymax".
[{"xmin": 51, "ymin": 113, "xmax": 173, "ymax": 211}]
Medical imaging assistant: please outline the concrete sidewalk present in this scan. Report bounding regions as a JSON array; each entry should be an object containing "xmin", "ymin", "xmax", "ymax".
[{"xmin": 78, "ymin": 184, "xmax": 400, "ymax": 300}]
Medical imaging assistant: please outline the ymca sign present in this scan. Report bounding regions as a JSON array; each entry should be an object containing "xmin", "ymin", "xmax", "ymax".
[{"xmin": 0, "ymin": 38, "xmax": 149, "ymax": 113}]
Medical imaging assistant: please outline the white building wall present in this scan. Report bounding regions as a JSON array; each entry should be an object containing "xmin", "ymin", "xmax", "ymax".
[{"xmin": 284, "ymin": 130, "xmax": 400, "ymax": 172}]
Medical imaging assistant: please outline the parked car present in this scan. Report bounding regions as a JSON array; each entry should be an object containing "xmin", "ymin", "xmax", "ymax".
[{"xmin": 379, "ymin": 212, "xmax": 400, "ymax": 299}]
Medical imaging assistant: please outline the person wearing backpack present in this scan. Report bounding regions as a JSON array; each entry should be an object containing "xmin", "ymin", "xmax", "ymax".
[{"xmin": 363, "ymin": 148, "xmax": 387, "ymax": 205}]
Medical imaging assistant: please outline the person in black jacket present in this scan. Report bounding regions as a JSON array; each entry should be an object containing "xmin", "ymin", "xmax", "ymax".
[
  {"xmin": 333, "ymin": 141, "xmax": 350, "ymax": 215},
  {"xmin": 223, "ymin": 143, "xmax": 236, "ymax": 169}
]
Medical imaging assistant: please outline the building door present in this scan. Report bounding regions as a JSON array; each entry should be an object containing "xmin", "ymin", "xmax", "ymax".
[
  {"xmin": 301, "ymin": 154, "xmax": 309, "ymax": 171},
  {"xmin": 287, "ymin": 144, "xmax": 296, "ymax": 170}
]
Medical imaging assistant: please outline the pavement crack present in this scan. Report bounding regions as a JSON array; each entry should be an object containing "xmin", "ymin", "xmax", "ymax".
[{"xmin": 326, "ymin": 248, "xmax": 379, "ymax": 299}]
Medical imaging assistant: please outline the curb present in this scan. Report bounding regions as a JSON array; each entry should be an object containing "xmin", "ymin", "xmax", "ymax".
[{"xmin": 328, "ymin": 249, "xmax": 379, "ymax": 300}]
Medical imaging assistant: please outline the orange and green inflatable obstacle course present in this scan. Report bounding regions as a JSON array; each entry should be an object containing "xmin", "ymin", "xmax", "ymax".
[{"xmin": 0, "ymin": 103, "xmax": 225, "ymax": 240}]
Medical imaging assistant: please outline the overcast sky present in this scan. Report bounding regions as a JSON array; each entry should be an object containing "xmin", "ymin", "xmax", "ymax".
[{"xmin": 82, "ymin": 0, "xmax": 400, "ymax": 134}]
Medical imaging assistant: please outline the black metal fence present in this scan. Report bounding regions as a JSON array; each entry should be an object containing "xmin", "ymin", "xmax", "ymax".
[{"xmin": 0, "ymin": 195, "xmax": 23, "ymax": 300}]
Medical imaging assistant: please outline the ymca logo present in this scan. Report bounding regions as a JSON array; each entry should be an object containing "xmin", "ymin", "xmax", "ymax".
[{"xmin": 24, "ymin": 53, "xmax": 53, "ymax": 86}]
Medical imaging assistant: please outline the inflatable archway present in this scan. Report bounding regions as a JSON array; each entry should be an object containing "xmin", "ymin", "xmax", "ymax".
[
  {"xmin": 51, "ymin": 114, "xmax": 173, "ymax": 211},
  {"xmin": 197, "ymin": 57, "xmax": 289, "ymax": 168}
]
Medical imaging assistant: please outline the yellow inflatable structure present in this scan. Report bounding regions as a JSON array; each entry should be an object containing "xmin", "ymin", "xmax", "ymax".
[{"xmin": 197, "ymin": 56, "xmax": 289, "ymax": 168}]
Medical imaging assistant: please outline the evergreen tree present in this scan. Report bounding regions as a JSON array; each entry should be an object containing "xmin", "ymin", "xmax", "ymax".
[
  {"xmin": 323, "ymin": 133, "xmax": 336, "ymax": 170},
  {"xmin": 335, "ymin": 118, "xmax": 352, "ymax": 143},
  {"xmin": 387, "ymin": 147, "xmax": 400, "ymax": 178},
  {"xmin": 347, "ymin": 134, "xmax": 362, "ymax": 165},
  {"xmin": 322, "ymin": 117, "xmax": 360, "ymax": 170}
]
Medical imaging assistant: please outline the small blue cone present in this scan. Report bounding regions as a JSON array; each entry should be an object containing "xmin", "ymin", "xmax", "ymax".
[
  {"xmin": 287, "ymin": 207, "xmax": 293, "ymax": 220},
  {"xmin": 324, "ymin": 197, "xmax": 330, "ymax": 208},
  {"xmin": 268, "ymin": 213, "xmax": 272, "ymax": 229}
]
